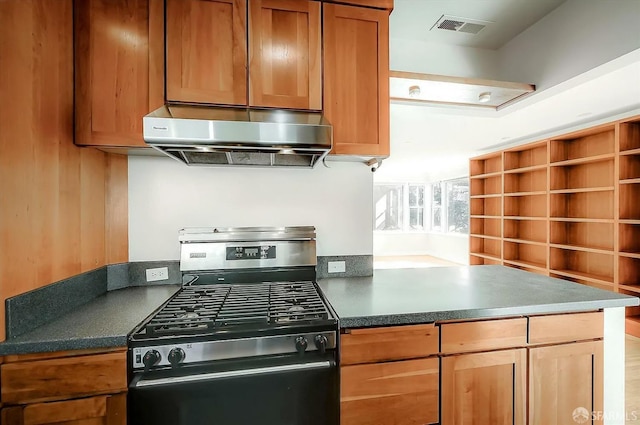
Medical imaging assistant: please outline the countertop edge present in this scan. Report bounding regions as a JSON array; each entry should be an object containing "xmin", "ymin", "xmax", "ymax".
[
  {"xmin": 0, "ymin": 336, "xmax": 127, "ymax": 356},
  {"xmin": 336, "ymin": 298, "xmax": 637, "ymax": 329}
]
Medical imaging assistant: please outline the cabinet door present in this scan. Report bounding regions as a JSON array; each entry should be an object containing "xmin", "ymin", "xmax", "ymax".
[
  {"xmin": 529, "ymin": 341, "xmax": 603, "ymax": 425},
  {"xmin": 341, "ymin": 358, "xmax": 439, "ymax": 425},
  {"xmin": 323, "ymin": 3, "xmax": 390, "ymax": 156},
  {"xmin": 75, "ymin": 0, "xmax": 164, "ymax": 147},
  {"xmin": 249, "ymin": 0, "xmax": 321, "ymax": 110},
  {"xmin": 0, "ymin": 393, "xmax": 126, "ymax": 425},
  {"xmin": 166, "ymin": 0, "xmax": 247, "ymax": 105},
  {"xmin": 441, "ymin": 349, "xmax": 526, "ymax": 425}
]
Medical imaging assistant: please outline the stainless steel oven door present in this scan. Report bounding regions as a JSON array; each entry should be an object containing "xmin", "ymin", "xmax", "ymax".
[{"xmin": 128, "ymin": 355, "xmax": 339, "ymax": 425}]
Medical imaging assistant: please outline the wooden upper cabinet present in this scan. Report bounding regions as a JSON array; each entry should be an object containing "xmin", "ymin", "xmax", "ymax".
[
  {"xmin": 74, "ymin": 0, "xmax": 164, "ymax": 147},
  {"xmin": 248, "ymin": 0, "xmax": 322, "ymax": 110},
  {"xmin": 323, "ymin": 3, "xmax": 390, "ymax": 156},
  {"xmin": 166, "ymin": 0, "xmax": 248, "ymax": 105}
]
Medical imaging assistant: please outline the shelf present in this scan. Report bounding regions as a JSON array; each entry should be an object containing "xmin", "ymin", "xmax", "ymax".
[
  {"xmin": 503, "ymin": 191, "xmax": 547, "ymax": 197},
  {"xmin": 550, "ymin": 187, "xmax": 614, "ymax": 194},
  {"xmin": 504, "ymin": 216, "xmax": 548, "ymax": 221},
  {"xmin": 550, "ymin": 247, "xmax": 614, "ymax": 285},
  {"xmin": 549, "ymin": 153, "xmax": 615, "ymax": 167},
  {"xmin": 620, "ymin": 178, "xmax": 640, "ymax": 185},
  {"xmin": 470, "ymin": 236, "xmax": 502, "ymax": 258},
  {"xmin": 470, "ymin": 194, "xmax": 502, "ymax": 199},
  {"xmin": 469, "ymin": 254, "xmax": 502, "ymax": 265},
  {"xmin": 470, "ymin": 174, "xmax": 502, "ymax": 197},
  {"xmin": 470, "ymin": 171, "xmax": 502, "ymax": 179},
  {"xmin": 620, "ymin": 223, "xmax": 640, "ymax": 253},
  {"xmin": 504, "ymin": 168, "xmax": 547, "ymax": 194},
  {"xmin": 619, "ymin": 147, "xmax": 640, "ymax": 156},
  {"xmin": 503, "ymin": 238, "xmax": 547, "ymax": 247},
  {"xmin": 550, "ymin": 221, "xmax": 613, "ymax": 251},
  {"xmin": 503, "ymin": 142, "xmax": 547, "ymax": 171},
  {"xmin": 504, "ymin": 240, "xmax": 547, "ymax": 269},
  {"xmin": 550, "ymin": 269, "xmax": 614, "ymax": 287},
  {"xmin": 550, "ymin": 191, "xmax": 614, "ymax": 220},
  {"xmin": 549, "ymin": 243, "xmax": 612, "ymax": 255},
  {"xmin": 550, "ymin": 158, "xmax": 614, "ymax": 191},
  {"xmin": 470, "ymin": 154, "xmax": 502, "ymax": 176},
  {"xmin": 550, "ymin": 128, "xmax": 615, "ymax": 164},
  {"xmin": 470, "ymin": 234, "xmax": 502, "ymax": 241},
  {"xmin": 503, "ymin": 164, "xmax": 547, "ymax": 174},
  {"xmin": 503, "ymin": 218, "xmax": 547, "ymax": 243},
  {"xmin": 550, "ymin": 217, "xmax": 614, "ymax": 224},
  {"xmin": 504, "ymin": 259, "xmax": 547, "ymax": 272},
  {"xmin": 620, "ymin": 219, "xmax": 640, "ymax": 224},
  {"xmin": 620, "ymin": 183, "xmax": 640, "ymax": 220},
  {"xmin": 504, "ymin": 193, "xmax": 547, "ymax": 218},
  {"xmin": 619, "ymin": 256, "xmax": 640, "ymax": 287},
  {"xmin": 619, "ymin": 154, "xmax": 640, "ymax": 180},
  {"xmin": 470, "ymin": 215, "xmax": 501, "ymax": 219},
  {"xmin": 469, "ymin": 252, "xmax": 501, "ymax": 262},
  {"xmin": 470, "ymin": 217, "xmax": 501, "ymax": 238},
  {"xmin": 620, "ymin": 252, "xmax": 640, "ymax": 259},
  {"xmin": 619, "ymin": 284, "xmax": 640, "ymax": 294}
]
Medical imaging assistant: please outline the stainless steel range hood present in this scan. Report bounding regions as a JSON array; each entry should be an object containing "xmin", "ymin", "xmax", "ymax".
[{"xmin": 143, "ymin": 105, "xmax": 332, "ymax": 168}]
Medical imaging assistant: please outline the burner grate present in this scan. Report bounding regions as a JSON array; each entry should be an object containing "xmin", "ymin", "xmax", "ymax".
[{"xmin": 142, "ymin": 281, "xmax": 330, "ymax": 338}]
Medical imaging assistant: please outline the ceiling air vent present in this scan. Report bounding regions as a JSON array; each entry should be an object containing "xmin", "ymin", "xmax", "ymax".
[{"xmin": 431, "ymin": 15, "xmax": 492, "ymax": 35}]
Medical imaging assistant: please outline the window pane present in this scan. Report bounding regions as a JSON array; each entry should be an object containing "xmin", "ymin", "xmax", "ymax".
[
  {"xmin": 431, "ymin": 183, "xmax": 442, "ymax": 231},
  {"xmin": 409, "ymin": 207, "xmax": 424, "ymax": 230},
  {"xmin": 446, "ymin": 178, "xmax": 470, "ymax": 234},
  {"xmin": 408, "ymin": 185, "xmax": 425, "ymax": 207},
  {"xmin": 373, "ymin": 185, "xmax": 403, "ymax": 230}
]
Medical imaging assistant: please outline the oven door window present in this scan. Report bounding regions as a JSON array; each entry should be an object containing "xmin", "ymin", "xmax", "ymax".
[{"xmin": 128, "ymin": 357, "xmax": 338, "ymax": 425}]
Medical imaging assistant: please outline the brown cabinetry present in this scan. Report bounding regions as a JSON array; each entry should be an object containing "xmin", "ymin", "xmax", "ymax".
[
  {"xmin": 441, "ymin": 348, "xmax": 527, "ymax": 425},
  {"xmin": 340, "ymin": 324, "xmax": 439, "ymax": 425},
  {"xmin": 74, "ymin": 0, "xmax": 164, "ymax": 147},
  {"xmin": 469, "ymin": 116, "xmax": 640, "ymax": 335},
  {"xmin": 167, "ymin": 0, "xmax": 322, "ymax": 111},
  {"xmin": 0, "ymin": 349, "xmax": 127, "ymax": 425},
  {"xmin": 323, "ymin": 3, "xmax": 390, "ymax": 157}
]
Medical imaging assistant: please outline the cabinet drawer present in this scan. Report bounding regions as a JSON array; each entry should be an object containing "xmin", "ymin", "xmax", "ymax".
[
  {"xmin": 1, "ymin": 351, "xmax": 127, "ymax": 404},
  {"xmin": 340, "ymin": 324, "xmax": 438, "ymax": 365},
  {"xmin": 440, "ymin": 318, "xmax": 527, "ymax": 354},
  {"xmin": 341, "ymin": 357, "xmax": 439, "ymax": 425},
  {"xmin": 528, "ymin": 312, "xmax": 603, "ymax": 345}
]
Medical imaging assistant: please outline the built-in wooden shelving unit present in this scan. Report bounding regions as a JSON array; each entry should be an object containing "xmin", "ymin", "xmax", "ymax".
[{"xmin": 469, "ymin": 115, "xmax": 640, "ymax": 337}]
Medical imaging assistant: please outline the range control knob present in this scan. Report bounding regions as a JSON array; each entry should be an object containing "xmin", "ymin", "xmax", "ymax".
[
  {"xmin": 168, "ymin": 348, "xmax": 186, "ymax": 367},
  {"xmin": 142, "ymin": 349, "xmax": 161, "ymax": 371},
  {"xmin": 295, "ymin": 336, "xmax": 308, "ymax": 356},
  {"xmin": 314, "ymin": 334, "xmax": 328, "ymax": 355}
]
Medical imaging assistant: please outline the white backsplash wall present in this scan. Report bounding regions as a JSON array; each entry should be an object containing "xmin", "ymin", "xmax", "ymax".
[{"xmin": 128, "ymin": 156, "xmax": 373, "ymax": 261}]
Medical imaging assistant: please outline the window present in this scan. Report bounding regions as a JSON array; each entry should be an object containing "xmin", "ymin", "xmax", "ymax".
[
  {"xmin": 430, "ymin": 178, "xmax": 469, "ymax": 234},
  {"xmin": 374, "ymin": 184, "xmax": 425, "ymax": 231}
]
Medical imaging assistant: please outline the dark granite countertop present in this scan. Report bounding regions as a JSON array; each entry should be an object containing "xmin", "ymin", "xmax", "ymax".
[
  {"xmin": 318, "ymin": 265, "xmax": 640, "ymax": 328},
  {"xmin": 0, "ymin": 285, "xmax": 180, "ymax": 356}
]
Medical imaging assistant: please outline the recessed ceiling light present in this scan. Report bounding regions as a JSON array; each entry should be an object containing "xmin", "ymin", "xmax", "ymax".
[
  {"xmin": 478, "ymin": 92, "xmax": 492, "ymax": 103},
  {"xmin": 408, "ymin": 85, "xmax": 421, "ymax": 97}
]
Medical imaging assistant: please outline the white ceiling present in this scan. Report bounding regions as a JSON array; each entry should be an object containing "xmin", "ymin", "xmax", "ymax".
[
  {"xmin": 390, "ymin": 0, "xmax": 567, "ymax": 49},
  {"xmin": 378, "ymin": 0, "xmax": 640, "ymax": 182}
]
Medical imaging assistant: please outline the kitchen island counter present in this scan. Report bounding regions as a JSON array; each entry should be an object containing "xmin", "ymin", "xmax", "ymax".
[
  {"xmin": 318, "ymin": 265, "xmax": 638, "ymax": 328},
  {"xmin": 0, "ymin": 285, "xmax": 180, "ymax": 355}
]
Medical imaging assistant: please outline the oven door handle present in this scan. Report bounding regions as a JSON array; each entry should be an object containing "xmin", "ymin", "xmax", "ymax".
[{"xmin": 133, "ymin": 361, "xmax": 333, "ymax": 388}]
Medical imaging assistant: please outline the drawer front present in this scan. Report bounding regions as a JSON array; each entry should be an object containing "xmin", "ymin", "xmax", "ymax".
[
  {"xmin": 441, "ymin": 318, "xmax": 528, "ymax": 354},
  {"xmin": 341, "ymin": 357, "xmax": 439, "ymax": 425},
  {"xmin": 1, "ymin": 351, "xmax": 127, "ymax": 404},
  {"xmin": 528, "ymin": 312, "xmax": 603, "ymax": 345},
  {"xmin": 340, "ymin": 324, "xmax": 439, "ymax": 365}
]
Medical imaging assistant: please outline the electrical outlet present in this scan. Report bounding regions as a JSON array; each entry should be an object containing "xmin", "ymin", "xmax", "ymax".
[
  {"xmin": 146, "ymin": 267, "xmax": 169, "ymax": 282},
  {"xmin": 327, "ymin": 261, "xmax": 346, "ymax": 273}
]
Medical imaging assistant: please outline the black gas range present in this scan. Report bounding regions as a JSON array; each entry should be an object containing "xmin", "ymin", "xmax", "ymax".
[{"xmin": 127, "ymin": 227, "xmax": 339, "ymax": 425}]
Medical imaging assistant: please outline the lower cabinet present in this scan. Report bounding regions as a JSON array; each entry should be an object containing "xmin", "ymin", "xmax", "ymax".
[
  {"xmin": 529, "ymin": 340, "xmax": 604, "ymax": 425},
  {"xmin": 341, "ymin": 358, "xmax": 439, "ymax": 425},
  {"xmin": 1, "ymin": 393, "xmax": 126, "ymax": 425},
  {"xmin": 441, "ymin": 348, "xmax": 527, "ymax": 425},
  {"xmin": 0, "ymin": 348, "xmax": 128, "ymax": 425}
]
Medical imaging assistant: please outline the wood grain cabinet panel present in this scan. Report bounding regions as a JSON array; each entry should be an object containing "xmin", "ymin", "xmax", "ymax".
[
  {"xmin": 529, "ymin": 341, "xmax": 603, "ymax": 425},
  {"xmin": 249, "ymin": 0, "xmax": 321, "ymax": 110},
  {"xmin": 0, "ymin": 351, "xmax": 127, "ymax": 404},
  {"xmin": 74, "ymin": 0, "xmax": 164, "ymax": 147},
  {"xmin": 340, "ymin": 324, "xmax": 439, "ymax": 365},
  {"xmin": 341, "ymin": 358, "xmax": 439, "ymax": 425},
  {"xmin": 0, "ymin": 393, "xmax": 126, "ymax": 425},
  {"xmin": 323, "ymin": 3, "xmax": 390, "ymax": 156},
  {"xmin": 441, "ymin": 348, "xmax": 527, "ymax": 425},
  {"xmin": 528, "ymin": 312, "xmax": 604, "ymax": 345},
  {"xmin": 166, "ymin": 0, "xmax": 247, "ymax": 105},
  {"xmin": 440, "ymin": 317, "xmax": 527, "ymax": 354}
]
